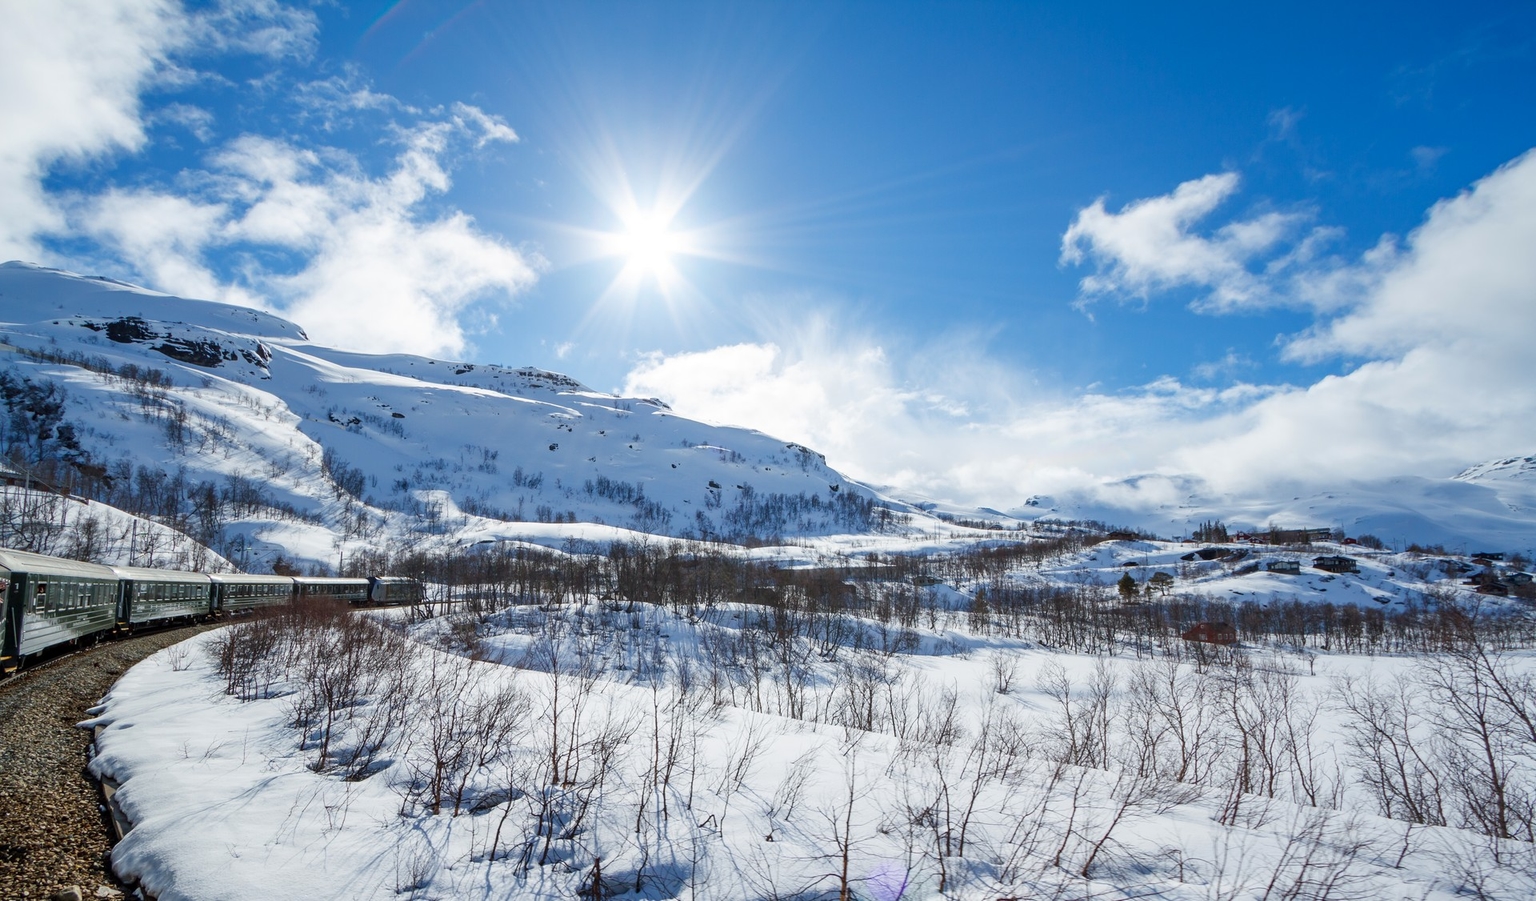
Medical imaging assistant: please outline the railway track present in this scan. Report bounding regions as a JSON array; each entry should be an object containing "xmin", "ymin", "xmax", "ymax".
[{"xmin": 0, "ymin": 624, "xmax": 215, "ymax": 901}]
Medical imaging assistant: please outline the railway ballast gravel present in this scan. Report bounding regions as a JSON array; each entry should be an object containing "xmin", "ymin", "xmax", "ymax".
[{"xmin": 0, "ymin": 626, "xmax": 212, "ymax": 900}]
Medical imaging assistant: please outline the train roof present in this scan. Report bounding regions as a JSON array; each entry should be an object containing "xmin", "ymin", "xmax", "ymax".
[
  {"xmin": 292, "ymin": 576, "xmax": 370, "ymax": 585},
  {"xmin": 109, "ymin": 565, "xmax": 213, "ymax": 585},
  {"xmin": 0, "ymin": 547, "xmax": 118, "ymax": 581},
  {"xmin": 207, "ymin": 573, "xmax": 296, "ymax": 585}
]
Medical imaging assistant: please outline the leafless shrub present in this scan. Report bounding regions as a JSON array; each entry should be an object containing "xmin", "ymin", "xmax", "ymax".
[
  {"xmin": 404, "ymin": 653, "xmax": 529, "ymax": 816},
  {"xmin": 1334, "ymin": 673, "xmax": 1447, "ymax": 827},
  {"xmin": 164, "ymin": 641, "xmax": 193, "ymax": 672},
  {"xmin": 209, "ymin": 615, "xmax": 285, "ymax": 700},
  {"xmin": 989, "ymin": 650, "xmax": 1020, "ymax": 695}
]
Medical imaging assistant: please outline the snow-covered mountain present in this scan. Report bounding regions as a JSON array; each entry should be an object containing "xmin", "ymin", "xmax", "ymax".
[
  {"xmin": 1001, "ymin": 462, "xmax": 1536, "ymax": 555},
  {"xmin": 0, "ymin": 262, "xmax": 925, "ymax": 571}
]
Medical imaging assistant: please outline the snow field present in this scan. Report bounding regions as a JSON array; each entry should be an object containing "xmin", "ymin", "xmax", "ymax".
[{"xmin": 87, "ymin": 592, "xmax": 1536, "ymax": 900}]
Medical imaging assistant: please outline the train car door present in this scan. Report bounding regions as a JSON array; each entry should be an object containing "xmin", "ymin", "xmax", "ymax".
[{"xmin": 1, "ymin": 570, "xmax": 19, "ymax": 670}]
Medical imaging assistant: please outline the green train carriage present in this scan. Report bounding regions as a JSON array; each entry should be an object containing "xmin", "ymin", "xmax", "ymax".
[
  {"xmin": 110, "ymin": 565, "xmax": 215, "ymax": 626},
  {"xmin": 209, "ymin": 573, "xmax": 297, "ymax": 614},
  {"xmin": 293, "ymin": 576, "xmax": 370, "ymax": 604},
  {"xmin": 365, "ymin": 576, "xmax": 424, "ymax": 606},
  {"xmin": 1, "ymin": 549, "xmax": 120, "ymax": 672}
]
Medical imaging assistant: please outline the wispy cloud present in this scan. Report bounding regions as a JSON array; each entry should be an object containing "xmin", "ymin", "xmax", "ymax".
[
  {"xmin": 0, "ymin": 1, "xmax": 323, "ymax": 261},
  {"xmin": 185, "ymin": 0, "xmax": 318, "ymax": 61}
]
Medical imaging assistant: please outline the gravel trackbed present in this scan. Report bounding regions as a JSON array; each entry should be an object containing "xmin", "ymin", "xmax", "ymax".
[{"xmin": 0, "ymin": 627, "xmax": 212, "ymax": 901}]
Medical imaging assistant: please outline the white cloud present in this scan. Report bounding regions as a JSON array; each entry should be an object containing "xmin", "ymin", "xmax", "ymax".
[
  {"xmin": 623, "ymin": 314, "xmax": 1267, "ymax": 506},
  {"xmin": 0, "ymin": 0, "xmax": 185, "ymax": 259},
  {"xmin": 0, "ymin": 1, "xmax": 322, "ymax": 263},
  {"xmin": 78, "ymin": 186, "xmax": 241, "ymax": 304},
  {"xmin": 0, "ymin": 0, "xmax": 527, "ymax": 358},
  {"xmin": 150, "ymin": 103, "xmax": 216, "ymax": 141},
  {"xmin": 1286, "ymin": 148, "xmax": 1536, "ymax": 364},
  {"xmin": 278, "ymin": 207, "xmax": 539, "ymax": 357},
  {"xmin": 1061, "ymin": 172, "xmax": 1319, "ymax": 312},
  {"xmin": 185, "ymin": 0, "xmax": 318, "ymax": 61},
  {"xmin": 78, "ymin": 108, "xmax": 540, "ymax": 357},
  {"xmin": 1182, "ymin": 147, "xmax": 1536, "ymax": 490},
  {"xmin": 0, "ymin": 0, "xmax": 539, "ymax": 359}
]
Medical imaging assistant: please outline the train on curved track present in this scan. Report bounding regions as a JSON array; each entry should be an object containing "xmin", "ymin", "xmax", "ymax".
[{"xmin": 0, "ymin": 547, "xmax": 422, "ymax": 672}]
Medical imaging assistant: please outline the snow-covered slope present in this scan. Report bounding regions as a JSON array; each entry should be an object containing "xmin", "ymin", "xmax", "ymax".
[{"xmin": 0, "ymin": 262, "xmax": 925, "ymax": 570}]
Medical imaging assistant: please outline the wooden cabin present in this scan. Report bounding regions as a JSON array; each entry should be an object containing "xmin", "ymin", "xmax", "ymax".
[
  {"xmin": 1313, "ymin": 555, "xmax": 1359, "ymax": 574},
  {"xmin": 1181, "ymin": 622, "xmax": 1238, "ymax": 645}
]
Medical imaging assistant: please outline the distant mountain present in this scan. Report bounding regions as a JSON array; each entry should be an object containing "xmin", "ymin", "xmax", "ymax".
[
  {"xmin": 0, "ymin": 262, "xmax": 922, "ymax": 571},
  {"xmin": 999, "ymin": 462, "xmax": 1536, "ymax": 554}
]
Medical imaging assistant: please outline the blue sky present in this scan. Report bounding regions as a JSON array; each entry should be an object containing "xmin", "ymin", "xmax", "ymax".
[{"xmin": 5, "ymin": 1, "xmax": 1536, "ymax": 508}]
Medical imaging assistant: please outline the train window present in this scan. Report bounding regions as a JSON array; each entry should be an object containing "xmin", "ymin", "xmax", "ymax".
[{"xmin": 33, "ymin": 583, "xmax": 46, "ymax": 612}]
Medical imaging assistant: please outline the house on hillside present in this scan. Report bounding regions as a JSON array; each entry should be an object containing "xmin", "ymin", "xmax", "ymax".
[
  {"xmin": 1477, "ymin": 581, "xmax": 1511, "ymax": 597},
  {"xmin": 1267, "ymin": 560, "xmax": 1301, "ymax": 575},
  {"xmin": 0, "ymin": 459, "xmax": 66, "ymax": 496},
  {"xmin": 1472, "ymin": 552, "xmax": 1505, "ymax": 562},
  {"xmin": 1313, "ymin": 555, "xmax": 1359, "ymax": 574},
  {"xmin": 1181, "ymin": 547, "xmax": 1230, "ymax": 562},
  {"xmin": 1507, "ymin": 572, "xmax": 1533, "ymax": 586},
  {"xmin": 1182, "ymin": 622, "xmax": 1238, "ymax": 645}
]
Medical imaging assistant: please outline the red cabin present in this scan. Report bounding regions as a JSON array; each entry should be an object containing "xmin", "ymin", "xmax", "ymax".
[{"xmin": 1181, "ymin": 622, "xmax": 1238, "ymax": 645}]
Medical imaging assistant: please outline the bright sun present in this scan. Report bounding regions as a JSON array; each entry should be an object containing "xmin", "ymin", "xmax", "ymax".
[
  {"xmin": 583, "ymin": 187, "xmax": 713, "ymax": 315},
  {"xmin": 615, "ymin": 211, "xmax": 681, "ymax": 278}
]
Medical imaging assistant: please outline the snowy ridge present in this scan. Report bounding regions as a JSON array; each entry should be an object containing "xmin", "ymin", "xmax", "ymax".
[
  {"xmin": 0, "ymin": 261, "xmax": 305, "ymax": 340},
  {"xmin": 1456, "ymin": 454, "xmax": 1536, "ymax": 484}
]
